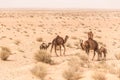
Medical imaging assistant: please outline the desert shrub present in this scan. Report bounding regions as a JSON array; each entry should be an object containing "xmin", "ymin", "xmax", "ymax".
[
  {"xmin": 74, "ymin": 42, "xmax": 80, "ymax": 49},
  {"xmin": 92, "ymin": 71, "xmax": 106, "ymax": 80},
  {"xmin": 14, "ymin": 40, "xmax": 21, "ymax": 45},
  {"xmin": 76, "ymin": 53, "xmax": 89, "ymax": 62},
  {"xmin": 0, "ymin": 46, "xmax": 11, "ymax": 60},
  {"xmin": 68, "ymin": 56, "xmax": 82, "ymax": 70},
  {"xmin": 66, "ymin": 43, "xmax": 73, "ymax": 48},
  {"xmin": 31, "ymin": 62, "xmax": 47, "ymax": 80},
  {"xmin": 36, "ymin": 37, "xmax": 43, "ymax": 42},
  {"xmin": 63, "ymin": 68, "xmax": 82, "ymax": 80},
  {"xmin": 94, "ymin": 61, "xmax": 108, "ymax": 70},
  {"xmin": 115, "ymin": 53, "xmax": 120, "ymax": 60},
  {"xmin": 71, "ymin": 36, "xmax": 77, "ymax": 40},
  {"xmin": 34, "ymin": 50, "xmax": 52, "ymax": 64}
]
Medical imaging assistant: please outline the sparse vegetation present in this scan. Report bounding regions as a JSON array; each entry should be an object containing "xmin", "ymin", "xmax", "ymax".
[
  {"xmin": 92, "ymin": 71, "xmax": 106, "ymax": 80},
  {"xmin": 34, "ymin": 50, "xmax": 52, "ymax": 64},
  {"xmin": 115, "ymin": 53, "xmax": 120, "ymax": 60},
  {"xmin": 71, "ymin": 36, "xmax": 77, "ymax": 40},
  {"xmin": 94, "ymin": 61, "xmax": 108, "ymax": 70},
  {"xmin": 68, "ymin": 56, "xmax": 82, "ymax": 69},
  {"xmin": 36, "ymin": 37, "xmax": 43, "ymax": 42},
  {"xmin": 66, "ymin": 43, "xmax": 73, "ymax": 48},
  {"xmin": 31, "ymin": 62, "xmax": 47, "ymax": 80},
  {"xmin": 74, "ymin": 42, "xmax": 80, "ymax": 49},
  {"xmin": 14, "ymin": 40, "xmax": 21, "ymax": 45},
  {"xmin": 63, "ymin": 56, "xmax": 83, "ymax": 80},
  {"xmin": 0, "ymin": 46, "xmax": 11, "ymax": 60},
  {"xmin": 63, "ymin": 68, "xmax": 82, "ymax": 80},
  {"xmin": 76, "ymin": 53, "xmax": 89, "ymax": 62}
]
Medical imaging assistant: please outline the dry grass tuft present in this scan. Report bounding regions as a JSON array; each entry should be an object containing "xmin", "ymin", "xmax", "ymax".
[
  {"xmin": 115, "ymin": 53, "xmax": 120, "ymax": 60},
  {"xmin": 34, "ymin": 50, "xmax": 52, "ymax": 64},
  {"xmin": 92, "ymin": 71, "xmax": 106, "ymax": 80},
  {"xmin": 36, "ymin": 37, "xmax": 43, "ymax": 42},
  {"xmin": 76, "ymin": 53, "xmax": 89, "ymax": 62},
  {"xmin": 66, "ymin": 43, "xmax": 73, "ymax": 48},
  {"xmin": 14, "ymin": 40, "xmax": 21, "ymax": 45},
  {"xmin": 74, "ymin": 42, "xmax": 80, "ymax": 49},
  {"xmin": 77, "ymin": 53, "xmax": 89, "ymax": 68},
  {"xmin": 0, "ymin": 46, "xmax": 11, "ymax": 60},
  {"xmin": 71, "ymin": 36, "xmax": 78, "ymax": 40},
  {"xmin": 94, "ymin": 61, "xmax": 108, "ymax": 70},
  {"xmin": 68, "ymin": 56, "xmax": 82, "ymax": 69},
  {"xmin": 31, "ymin": 62, "xmax": 47, "ymax": 80},
  {"xmin": 63, "ymin": 68, "xmax": 82, "ymax": 80}
]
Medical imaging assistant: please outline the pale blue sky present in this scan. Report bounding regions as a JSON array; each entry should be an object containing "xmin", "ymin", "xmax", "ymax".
[{"xmin": 0, "ymin": 0, "xmax": 120, "ymax": 9}]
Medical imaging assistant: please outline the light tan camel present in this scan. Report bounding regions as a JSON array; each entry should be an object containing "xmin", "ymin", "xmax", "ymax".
[
  {"xmin": 40, "ymin": 42, "xmax": 51, "ymax": 50},
  {"xmin": 99, "ymin": 46, "xmax": 107, "ymax": 60},
  {"xmin": 50, "ymin": 35, "xmax": 69, "ymax": 56}
]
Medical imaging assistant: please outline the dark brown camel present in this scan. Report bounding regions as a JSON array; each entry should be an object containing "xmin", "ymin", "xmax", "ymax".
[
  {"xmin": 80, "ymin": 39, "xmax": 101, "ymax": 60},
  {"xmin": 40, "ymin": 42, "xmax": 51, "ymax": 50},
  {"xmin": 99, "ymin": 46, "xmax": 107, "ymax": 60},
  {"xmin": 50, "ymin": 35, "xmax": 69, "ymax": 56}
]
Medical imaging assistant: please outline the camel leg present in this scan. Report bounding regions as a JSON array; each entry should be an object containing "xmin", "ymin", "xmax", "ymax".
[
  {"xmin": 85, "ymin": 49, "xmax": 88, "ymax": 55},
  {"xmin": 62, "ymin": 45, "xmax": 66, "ymax": 55},
  {"xmin": 92, "ymin": 50, "xmax": 96, "ymax": 60},
  {"xmin": 55, "ymin": 45, "xmax": 58, "ymax": 56},
  {"xmin": 97, "ymin": 50, "xmax": 101, "ymax": 61},
  {"xmin": 50, "ymin": 44, "xmax": 53, "ymax": 53},
  {"xmin": 59, "ymin": 45, "xmax": 62, "ymax": 56},
  {"xmin": 86, "ymin": 49, "xmax": 89, "ymax": 56},
  {"xmin": 104, "ymin": 52, "xmax": 106, "ymax": 60}
]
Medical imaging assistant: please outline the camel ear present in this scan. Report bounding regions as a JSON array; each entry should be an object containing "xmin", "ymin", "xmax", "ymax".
[{"xmin": 79, "ymin": 39, "xmax": 83, "ymax": 43}]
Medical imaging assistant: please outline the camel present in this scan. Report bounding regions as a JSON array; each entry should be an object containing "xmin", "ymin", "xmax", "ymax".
[
  {"xmin": 99, "ymin": 46, "xmax": 107, "ymax": 60},
  {"xmin": 40, "ymin": 42, "xmax": 51, "ymax": 50},
  {"xmin": 50, "ymin": 35, "xmax": 69, "ymax": 56},
  {"xmin": 80, "ymin": 39, "xmax": 101, "ymax": 61}
]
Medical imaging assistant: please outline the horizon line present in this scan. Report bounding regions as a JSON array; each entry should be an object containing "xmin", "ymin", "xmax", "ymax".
[{"xmin": 0, "ymin": 8, "xmax": 120, "ymax": 11}]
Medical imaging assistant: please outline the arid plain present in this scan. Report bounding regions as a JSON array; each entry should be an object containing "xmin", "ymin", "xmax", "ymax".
[{"xmin": 0, "ymin": 9, "xmax": 120, "ymax": 80}]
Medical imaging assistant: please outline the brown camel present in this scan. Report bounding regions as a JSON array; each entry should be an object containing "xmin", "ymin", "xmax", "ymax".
[
  {"xmin": 99, "ymin": 46, "xmax": 107, "ymax": 60},
  {"xmin": 50, "ymin": 35, "xmax": 69, "ymax": 56},
  {"xmin": 40, "ymin": 42, "xmax": 51, "ymax": 50},
  {"xmin": 80, "ymin": 39, "xmax": 101, "ymax": 60}
]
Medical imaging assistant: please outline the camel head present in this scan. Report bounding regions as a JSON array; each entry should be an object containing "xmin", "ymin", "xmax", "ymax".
[
  {"xmin": 79, "ymin": 39, "xmax": 85, "ymax": 50},
  {"xmin": 47, "ymin": 42, "xmax": 52, "ymax": 48},
  {"xmin": 64, "ymin": 35, "xmax": 69, "ymax": 44},
  {"xmin": 48, "ymin": 42, "xmax": 52, "ymax": 45},
  {"xmin": 79, "ymin": 39, "xmax": 83, "ymax": 43}
]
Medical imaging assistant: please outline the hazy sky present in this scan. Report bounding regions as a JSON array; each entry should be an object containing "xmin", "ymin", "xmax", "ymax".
[{"xmin": 0, "ymin": 0, "xmax": 120, "ymax": 9}]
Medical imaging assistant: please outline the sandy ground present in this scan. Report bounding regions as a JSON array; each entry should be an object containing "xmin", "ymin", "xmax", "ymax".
[{"xmin": 0, "ymin": 9, "xmax": 120, "ymax": 80}]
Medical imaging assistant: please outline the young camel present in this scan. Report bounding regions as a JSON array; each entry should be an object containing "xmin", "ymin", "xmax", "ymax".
[
  {"xmin": 99, "ymin": 46, "xmax": 107, "ymax": 60},
  {"xmin": 50, "ymin": 35, "xmax": 69, "ymax": 56},
  {"xmin": 80, "ymin": 39, "xmax": 101, "ymax": 61},
  {"xmin": 40, "ymin": 42, "xmax": 51, "ymax": 50}
]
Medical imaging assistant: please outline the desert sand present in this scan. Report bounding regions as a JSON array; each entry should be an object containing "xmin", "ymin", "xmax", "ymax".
[{"xmin": 0, "ymin": 9, "xmax": 120, "ymax": 80}]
